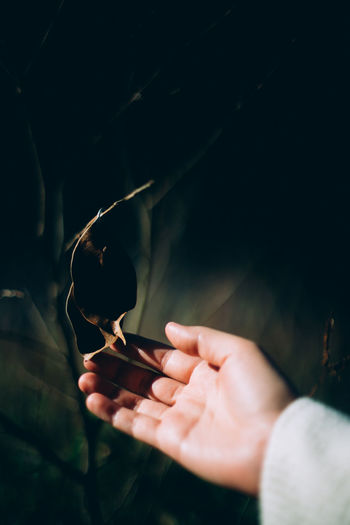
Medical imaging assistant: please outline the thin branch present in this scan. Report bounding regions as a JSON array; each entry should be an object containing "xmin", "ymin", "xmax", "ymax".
[
  {"xmin": 322, "ymin": 314, "xmax": 334, "ymax": 367},
  {"xmin": 182, "ymin": 2, "xmax": 238, "ymax": 49},
  {"xmin": 310, "ymin": 313, "xmax": 335, "ymax": 397},
  {"xmin": 22, "ymin": 0, "xmax": 66, "ymax": 78},
  {"xmin": 0, "ymin": 410, "xmax": 84, "ymax": 484},
  {"xmin": 92, "ymin": 69, "xmax": 160, "ymax": 145}
]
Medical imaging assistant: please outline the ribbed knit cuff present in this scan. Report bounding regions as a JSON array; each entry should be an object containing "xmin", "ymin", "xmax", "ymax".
[{"xmin": 260, "ymin": 397, "xmax": 350, "ymax": 525}]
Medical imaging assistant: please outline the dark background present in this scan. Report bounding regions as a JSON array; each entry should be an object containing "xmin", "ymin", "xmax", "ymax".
[{"xmin": 1, "ymin": 1, "xmax": 350, "ymax": 524}]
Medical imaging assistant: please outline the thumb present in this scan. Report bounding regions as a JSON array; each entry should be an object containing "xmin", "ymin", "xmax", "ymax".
[{"xmin": 165, "ymin": 322, "xmax": 248, "ymax": 367}]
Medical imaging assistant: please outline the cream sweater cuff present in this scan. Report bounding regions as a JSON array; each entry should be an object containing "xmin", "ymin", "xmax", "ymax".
[{"xmin": 260, "ymin": 397, "xmax": 350, "ymax": 525}]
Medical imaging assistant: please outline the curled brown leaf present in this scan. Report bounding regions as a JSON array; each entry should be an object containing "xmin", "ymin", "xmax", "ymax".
[{"xmin": 66, "ymin": 181, "xmax": 153, "ymax": 359}]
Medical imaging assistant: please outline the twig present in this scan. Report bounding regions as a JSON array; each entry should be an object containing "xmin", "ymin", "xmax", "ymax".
[
  {"xmin": 22, "ymin": 0, "xmax": 66, "ymax": 78},
  {"xmin": 322, "ymin": 314, "xmax": 334, "ymax": 367},
  {"xmin": 92, "ymin": 69, "xmax": 160, "ymax": 145},
  {"xmin": 309, "ymin": 314, "xmax": 334, "ymax": 397},
  {"xmin": 310, "ymin": 313, "xmax": 341, "ymax": 397},
  {"xmin": 0, "ymin": 410, "xmax": 84, "ymax": 484}
]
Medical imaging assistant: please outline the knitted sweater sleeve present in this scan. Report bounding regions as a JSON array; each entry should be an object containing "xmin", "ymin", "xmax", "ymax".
[{"xmin": 260, "ymin": 398, "xmax": 350, "ymax": 525}]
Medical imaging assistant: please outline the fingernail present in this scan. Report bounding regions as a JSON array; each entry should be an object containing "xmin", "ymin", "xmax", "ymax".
[
  {"xmin": 166, "ymin": 321, "xmax": 186, "ymax": 333},
  {"xmin": 166, "ymin": 321, "xmax": 179, "ymax": 329}
]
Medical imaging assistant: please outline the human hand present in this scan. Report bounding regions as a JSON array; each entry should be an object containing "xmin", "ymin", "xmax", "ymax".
[{"xmin": 78, "ymin": 323, "xmax": 295, "ymax": 495}]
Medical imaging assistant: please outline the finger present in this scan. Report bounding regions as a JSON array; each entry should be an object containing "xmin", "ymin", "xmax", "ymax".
[
  {"xmin": 108, "ymin": 335, "xmax": 202, "ymax": 383},
  {"xmin": 86, "ymin": 393, "xmax": 161, "ymax": 448},
  {"xmin": 165, "ymin": 322, "xmax": 256, "ymax": 367},
  {"xmin": 79, "ymin": 373, "xmax": 168, "ymax": 419},
  {"xmin": 79, "ymin": 371, "xmax": 118, "ymax": 397},
  {"xmin": 84, "ymin": 355, "xmax": 184, "ymax": 404}
]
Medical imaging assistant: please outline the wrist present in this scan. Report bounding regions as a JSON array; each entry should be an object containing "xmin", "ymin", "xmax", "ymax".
[{"xmin": 256, "ymin": 401, "xmax": 297, "ymax": 495}]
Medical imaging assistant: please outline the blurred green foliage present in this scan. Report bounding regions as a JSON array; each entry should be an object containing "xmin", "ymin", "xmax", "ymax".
[{"xmin": 1, "ymin": 1, "xmax": 350, "ymax": 523}]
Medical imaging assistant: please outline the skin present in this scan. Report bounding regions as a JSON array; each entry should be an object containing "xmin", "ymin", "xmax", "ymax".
[{"xmin": 78, "ymin": 322, "xmax": 295, "ymax": 496}]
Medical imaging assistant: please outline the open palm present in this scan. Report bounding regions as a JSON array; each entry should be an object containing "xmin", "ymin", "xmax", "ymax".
[{"xmin": 79, "ymin": 323, "xmax": 294, "ymax": 495}]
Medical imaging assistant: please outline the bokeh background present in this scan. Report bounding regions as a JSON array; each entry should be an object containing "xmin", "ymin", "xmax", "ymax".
[{"xmin": 1, "ymin": 1, "xmax": 350, "ymax": 524}]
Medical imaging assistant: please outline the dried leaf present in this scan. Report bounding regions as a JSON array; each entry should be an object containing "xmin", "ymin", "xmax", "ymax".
[{"xmin": 67, "ymin": 181, "xmax": 153, "ymax": 359}]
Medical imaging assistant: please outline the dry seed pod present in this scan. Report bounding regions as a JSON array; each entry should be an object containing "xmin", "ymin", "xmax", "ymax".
[{"xmin": 67, "ymin": 181, "xmax": 152, "ymax": 359}]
